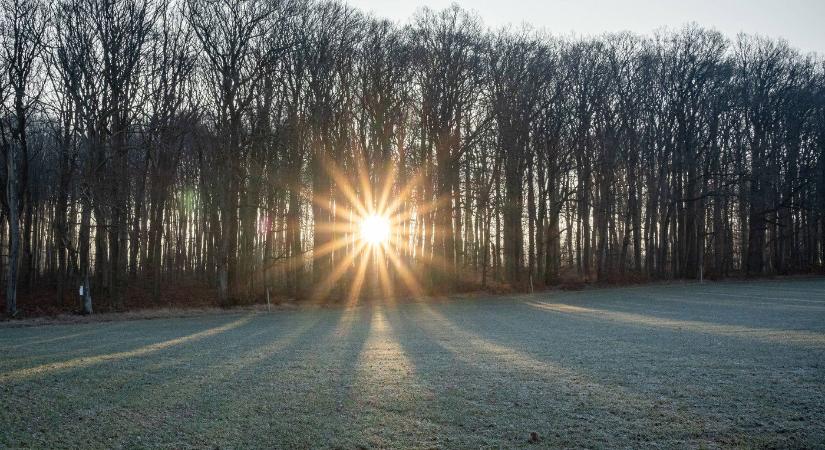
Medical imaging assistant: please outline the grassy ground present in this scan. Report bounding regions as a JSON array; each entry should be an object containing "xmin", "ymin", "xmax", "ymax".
[{"xmin": 1, "ymin": 279, "xmax": 824, "ymax": 448}]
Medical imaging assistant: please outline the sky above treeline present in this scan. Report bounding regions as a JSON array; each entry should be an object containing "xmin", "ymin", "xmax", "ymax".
[{"xmin": 343, "ymin": 0, "xmax": 825, "ymax": 54}]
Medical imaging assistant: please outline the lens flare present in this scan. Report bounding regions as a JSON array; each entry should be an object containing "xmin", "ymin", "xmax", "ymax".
[{"xmin": 360, "ymin": 215, "xmax": 390, "ymax": 245}]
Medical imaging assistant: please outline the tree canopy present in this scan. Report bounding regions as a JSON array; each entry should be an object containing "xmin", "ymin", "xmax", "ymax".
[{"xmin": 1, "ymin": 0, "xmax": 824, "ymax": 315}]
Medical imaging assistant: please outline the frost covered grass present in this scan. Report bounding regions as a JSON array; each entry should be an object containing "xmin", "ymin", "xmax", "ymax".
[{"xmin": 1, "ymin": 279, "xmax": 824, "ymax": 448}]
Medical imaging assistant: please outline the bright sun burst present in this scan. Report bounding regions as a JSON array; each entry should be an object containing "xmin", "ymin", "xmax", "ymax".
[
  {"xmin": 360, "ymin": 214, "xmax": 391, "ymax": 245},
  {"xmin": 309, "ymin": 158, "xmax": 428, "ymax": 304}
]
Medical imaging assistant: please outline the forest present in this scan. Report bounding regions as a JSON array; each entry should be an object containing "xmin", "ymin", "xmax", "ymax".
[{"xmin": 1, "ymin": 0, "xmax": 823, "ymax": 316}]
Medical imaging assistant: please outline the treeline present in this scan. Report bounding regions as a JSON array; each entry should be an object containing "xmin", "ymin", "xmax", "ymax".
[{"xmin": 1, "ymin": 0, "xmax": 824, "ymax": 315}]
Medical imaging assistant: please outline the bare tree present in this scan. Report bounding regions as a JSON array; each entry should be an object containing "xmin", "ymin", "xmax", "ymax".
[
  {"xmin": 0, "ymin": 0, "xmax": 48, "ymax": 316},
  {"xmin": 1, "ymin": 3, "xmax": 824, "ymax": 314}
]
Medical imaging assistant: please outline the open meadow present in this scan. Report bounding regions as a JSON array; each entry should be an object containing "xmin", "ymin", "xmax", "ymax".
[{"xmin": 2, "ymin": 279, "xmax": 824, "ymax": 448}]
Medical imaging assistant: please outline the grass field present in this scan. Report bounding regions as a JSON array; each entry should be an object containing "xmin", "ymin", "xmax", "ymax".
[{"xmin": 2, "ymin": 279, "xmax": 824, "ymax": 448}]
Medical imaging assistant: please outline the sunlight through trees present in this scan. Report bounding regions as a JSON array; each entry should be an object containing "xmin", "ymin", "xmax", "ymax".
[{"xmin": 0, "ymin": 0, "xmax": 823, "ymax": 315}]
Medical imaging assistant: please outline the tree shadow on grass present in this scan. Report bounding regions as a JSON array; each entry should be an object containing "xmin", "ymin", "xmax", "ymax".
[
  {"xmin": 0, "ymin": 322, "xmax": 143, "ymax": 369},
  {"xmin": 381, "ymin": 303, "xmax": 514, "ymax": 448},
  {"xmin": 178, "ymin": 307, "xmax": 375, "ymax": 448},
  {"xmin": 472, "ymin": 300, "xmax": 825, "ymax": 447},
  {"xmin": 0, "ymin": 314, "xmax": 278, "ymax": 448},
  {"xmin": 394, "ymin": 301, "xmax": 721, "ymax": 448},
  {"xmin": 0, "ymin": 319, "xmax": 235, "ymax": 370},
  {"xmin": 0, "ymin": 314, "xmax": 255, "ymax": 384},
  {"xmin": 2, "ymin": 321, "xmax": 131, "ymax": 351},
  {"xmin": 321, "ymin": 305, "xmax": 446, "ymax": 448},
  {"xmin": 4, "ymin": 311, "xmax": 341, "ymax": 448},
  {"xmin": 520, "ymin": 300, "xmax": 825, "ymax": 347},
  {"xmin": 529, "ymin": 282, "xmax": 825, "ymax": 327},
  {"xmin": 108, "ymin": 310, "xmax": 335, "ymax": 447}
]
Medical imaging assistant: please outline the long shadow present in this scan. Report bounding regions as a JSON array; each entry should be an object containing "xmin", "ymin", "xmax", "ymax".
[
  {"xmin": 398, "ymin": 301, "xmax": 720, "ymax": 448},
  {"xmin": 571, "ymin": 287, "xmax": 825, "ymax": 315},
  {"xmin": 2, "ymin": 315, "xmax": 265, "ymax": 387},
  {"xmin": 434, "ymin": 300, "xmax": 825, "ymax": 447},
  {"xmin": 461, "ymin": 298, "xmax": 761, "ymax": 388},
  {"xmin": 2, "ymin": 315, "xmax": 262, "ymax": 361},
  {"xmin": 460, "ymin": 298, "xmax": 702, "ymax": 359},
  {"xmin": 0, "ymin": 314, "xmax": 255, "ymax": 383},
  {"xmin": 0, "ymin": 313, "xmax": 290, "ymax": 449},
  {"xmin": 627, "ymin": 284, "xmax": 825, "ymax": 314},
  {"xmin": 519, "ymin": 299, "xmax": 825, "ymax": 347},
  {"xmin": 1, "ymin": 322, "xmax": 141, "ymax": 368},
  {"xmin": 171, "ymin": 306, "xmax": 374, "ymax": 448},
  {"xmin": 380, "ymin": 303, "xmax": 504, "ymax": 447},
  {"xmin": 458, "ymin": 297, "xmax": 823, "ymax": 392},
  {"xmin": 607, "ymin": 294, "xmax": 825, "ymax": 314},
  {"xmin": 288, "ymin": 306, "xmax": 375, "ymax": 448},
  {"xmin": 690, "ymin": 279, "xmax": 825, "ymax": 299},
  {"xmin": 115, "ymin": 310, "xmax": 326, "ymax": 394},
  {"xmin": 2, "ymin": 321, "xmax": 131, "ymax": 350},
  {"xmin": 511, "ymin": 282, "xmax": 825, "ymax": 337},
  {"xmin": 316, "ymin": 304, "xmax": 453, "ymax": 448},
  {"xmin": 517, "ymin": 280, "xmax": 825, "ymax": 308},
  {"xmin": 211, "ymin": 303, "xmax": 449, "ymax": 447},
  {"xmin": 6, "ymin": 310, "xmax": 334, "ymax": 449},
  {"xmin": 686, "ymin": 289, "xmax": 825, "ymax": 304}
]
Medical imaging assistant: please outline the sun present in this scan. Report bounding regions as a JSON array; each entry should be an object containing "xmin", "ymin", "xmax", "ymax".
[
  {"xmin": 308, "ymin": 158, "xmax": 428, "ymax": 303},
  {"xmin": 360, "ymin": 214, "xmax": 390, "ymax": 245}
]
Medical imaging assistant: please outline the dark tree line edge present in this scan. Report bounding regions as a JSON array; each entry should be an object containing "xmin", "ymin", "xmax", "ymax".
[{"xmin": 1, "ymin": 0, "xmax": 824, "ymax": 315}]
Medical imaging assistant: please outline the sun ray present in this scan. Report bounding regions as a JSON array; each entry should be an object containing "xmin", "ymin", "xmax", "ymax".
[
  {"xmin": 306, "ymin": 235, "xmax": 353, "ymax": 261},
  {"xmin": 311, "ymin": 240, "xmax": 369, "ymax": 300},
  {"xmin": 409, "ymin": 194, "xmax": 453, "ymax": 219},
  {"xmin": 354, "ymin": 146, "xmax": 375, "ymax": 212},
  {"xmin": 381, "ymin": 171, "xmax": 424, "ymax": 218},
  {"xmin": 346, "ymin": 249, "xmax": 371, "ymax": 307},
  {"xmin": 376, "ymin": 164, "xmax": 397, "ymax": 215},
  {"xmin": 323, "ymin": 160, "xmax": 370, "ymax": 219},
  {"xmin": 384, "ymin": 247, "xmax": 425, "ymax": 297},
  {"xmin": 375, "ymin": 244, "xmax": 395, "ymax": 302},
  {"xmin": 306, "ymin": 149, "xmax": 454, "ymax": 304},
  {"xmin": 313, "ymin": 221, "xmax": 360, "ymax": 234}
]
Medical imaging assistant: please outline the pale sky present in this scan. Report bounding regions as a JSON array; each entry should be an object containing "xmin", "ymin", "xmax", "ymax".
[{"xmin": 344, "ymin": 0, "xmax": 825, "ymax": 54}]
